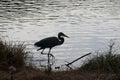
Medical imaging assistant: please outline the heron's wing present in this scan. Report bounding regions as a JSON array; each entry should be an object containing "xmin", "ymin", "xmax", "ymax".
[
  {"xmin": 35, "ymin": 37, "xmax": 59, "ymax": 48},
  {"xmin": 41, "ymin": 37, "xmax": 59, "ymax": 46}
]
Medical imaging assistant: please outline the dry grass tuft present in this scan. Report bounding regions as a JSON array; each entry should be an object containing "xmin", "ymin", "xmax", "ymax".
[
  {"xmin": 80, "ymin": 42, "xmax": 120, "ymax": 73},
  {"xmin": 0, "ymin": 39, "xmax": 27, "ymax": 70}
]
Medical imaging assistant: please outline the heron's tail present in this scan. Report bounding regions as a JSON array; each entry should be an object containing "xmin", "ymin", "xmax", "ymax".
[{"xmin": 34, "ymin": 42, "xmax": 40, "ymax": 47}]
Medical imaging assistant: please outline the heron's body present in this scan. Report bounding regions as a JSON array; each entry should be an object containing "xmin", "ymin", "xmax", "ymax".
[
  {"xmin": 35, "ymin": 37, "xmax": 62, "ymax": 49},
  {"xmin": 34, "ymin": 32, "xmax": 69, "ymax": 54}
]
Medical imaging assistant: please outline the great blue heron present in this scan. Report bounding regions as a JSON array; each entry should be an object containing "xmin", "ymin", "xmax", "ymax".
[{"xmin": 34, "ymin": 32, "xmax": 69, "ymax": 54}]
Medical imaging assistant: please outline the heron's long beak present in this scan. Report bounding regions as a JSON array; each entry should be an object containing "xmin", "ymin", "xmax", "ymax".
[{"xmin": 63, "ymin": 34, "xmax": 69, "ymax": 38}]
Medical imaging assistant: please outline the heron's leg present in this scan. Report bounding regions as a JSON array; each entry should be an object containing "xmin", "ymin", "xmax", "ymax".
[
  {"xmin": 48, "ymin": 48, "xmax": 51, "ymax": 54},
  {"xmin": 41, "ymin": 49, "xmax": 45, "ymax": 54},
  {"xmin": 47, "ymin": 48, "xmax": 52, "ymax": 72},
  {"xmin": 48, "ymin": 48, "xmax": 55, "ymax": 60}
]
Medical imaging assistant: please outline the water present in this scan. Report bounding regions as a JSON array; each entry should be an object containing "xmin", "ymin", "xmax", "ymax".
[{"xmin": 0, "ymin": 0, "xmax": 120, "ymax": 68}]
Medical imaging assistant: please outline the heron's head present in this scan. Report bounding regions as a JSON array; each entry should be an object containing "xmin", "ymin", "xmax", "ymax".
[{"xmin": 58, "ymin": 32, "xmax": 69, "ymax": 38}]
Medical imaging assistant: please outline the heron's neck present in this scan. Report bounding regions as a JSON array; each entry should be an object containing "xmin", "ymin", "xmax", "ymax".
[{"xmin": 58, "ymin": 36, "xmax": 64, "ymax": 45}]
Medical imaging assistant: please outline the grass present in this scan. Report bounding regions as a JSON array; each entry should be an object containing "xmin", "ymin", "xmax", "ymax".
[
  {"xmin": 0, "ymin": 39, "xmax": 27, "ymax": 70},
  {"xmin": 80, "ymin": 52, "xmax": 120, "ymax": 73},
  {"xmin": 80, "ymin": 42, "xmax": 120, "ymax": 73},
  {"xmin": 0, "ymin": 38, "xmax": 120, "ymax": 80},
  {"xmin": 0, "ymin": 68, "xmax": 120, "ymax": 80}
]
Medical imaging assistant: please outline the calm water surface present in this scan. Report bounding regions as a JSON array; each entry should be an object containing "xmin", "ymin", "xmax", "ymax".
[{"xmin": 0, "ymin": 0, "xmax": 120, "ymax": 68}]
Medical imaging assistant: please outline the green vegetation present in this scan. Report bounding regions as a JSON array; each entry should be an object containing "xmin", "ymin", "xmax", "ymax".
[{"xmin": 0, "ymin": 38, "xmax": 120, "ymax": 80}]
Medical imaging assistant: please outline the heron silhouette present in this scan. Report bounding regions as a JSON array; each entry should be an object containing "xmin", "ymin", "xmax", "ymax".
[{"xmin": 34, "ymin": 32, "xmax": 69, "ymax": 54}]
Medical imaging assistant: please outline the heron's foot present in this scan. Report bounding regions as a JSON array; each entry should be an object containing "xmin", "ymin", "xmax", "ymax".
[
  {"xmin": 41, "ymin": 52, "xmax": 47, "ymax": 54},
  {"xmin": 41, "ymin": 52, "xmax": 55, "ymax": 59},
  {"xmin": 49, "ymin": 54, "xmax": 55, "ymax": 58},
  {"xmin": 37, "ymin": 49, "xmax": 41, "ymax": 51}
]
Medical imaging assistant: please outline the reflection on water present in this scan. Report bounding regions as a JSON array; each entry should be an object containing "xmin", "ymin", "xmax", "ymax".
[{"xmin": 0, "ymin": 0, "xmax": 120, "ymax": 66}]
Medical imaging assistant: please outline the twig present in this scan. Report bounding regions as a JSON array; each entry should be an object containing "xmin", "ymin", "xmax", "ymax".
[{"xmin": 65, "ymin": 52, "xmax": 92, "ymax": 69}]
